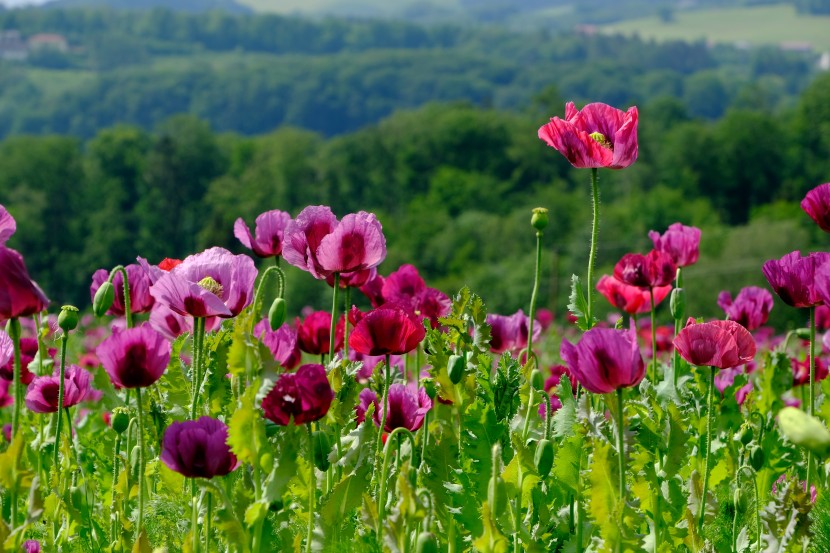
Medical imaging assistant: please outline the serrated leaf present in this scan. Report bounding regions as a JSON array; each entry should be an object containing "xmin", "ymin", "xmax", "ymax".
[
  {"xmin": 587, "ymin": 440, "xmax": 621, "ymax": 548},
  {"xmin": 568, "ymin": 274, "xmax": 597, "ymax": 331},
  {"xmin": 552, "ymin": 434, "xmax": 583, "ymax": 495},
  {"xmin": 227, "ymin": 381, "xmax": 266, "ymax": 466},
  {"xmin": 552, "ymin": 375, "xmax": 577, "ymax": 438},
  {"xmin": 321, "ymin": 463, "xmax": 371, "ymax": 527}
]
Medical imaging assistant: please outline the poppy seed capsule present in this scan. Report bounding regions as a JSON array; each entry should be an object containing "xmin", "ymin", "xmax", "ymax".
[
  {"xmin": 777, "ymin": 406, "xmax": 830, "ymax": 457},
  {"xmin": 269, "ymin": 297, "xmax": 287, "ymax": 330},
  {"xmin": 736, "ymin": 425, "xmax": 753, "ymax": 446},
  {"xmin": 110, "ymin": 407, "xmax": 130, "ymax": 435},
  {"xmin": 58, "ymin": 305, "xmax": 79, "ymax": 332},
  {"xmin": 448, "ymin": 354, "xmax": 465, "ymax": 384},
  {"xmin": 415, "ymin": 532, "xmax": 439, "ymax": 553},
  {"xmin": 531, "ymin": 207, "xmax": 549, "ymax": 232},
  {"xmin": 534, "ymin": 438, "xmax": 554, "ymax": 477},
  {"xmin": 93, "ymin": 281, "xmax": 115, "ymax": 317},
  {"xmin": 749, "ymin": 445, "xmax": 765, "ymax": 471}
]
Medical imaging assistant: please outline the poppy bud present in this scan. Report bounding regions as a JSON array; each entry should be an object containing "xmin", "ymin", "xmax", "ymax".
[
  {"xmin": 531, "ymin": 207, "xmax": 549, "ymax": 232},
  {"xmin": 269, "ymin": 298, "xmax": 287, "ymax": 330},
  {"xmin": 58, "ymin": 305, "xmax": 79, "ymax": 332},
  {"xmin": 733, "ymin": 487, "xmax": 744, "ymax": 511},
  {"xmin": 749, "ymin": 445, "xmax": 765, "ymax": 471},
  {"xmin": 670, "ymin": 288, "xmax": 685, "ymax": 320},
  {"xmin": 415, "ymin": 532, "xmax": 439, "ymax": 553},
  {"xmin": 93, "ymin": 281, "xmax": 115, "ymax": 317},
  {"xmin": 736, "ymin": 425, "xmax": 753, "ymax": 446},
  {"xmin": 5, "ymin": 318, "xmax": 21, "ymax": 340},
  {"xmin": 530, "ymin": 369, "xmax": 545, "ymax": 391},
  {"xmin": 488, "ymin": 444, "xmax": 506, "ymax": 514},
  {"xmin": 423, "ymin": 379, "xmax": 437, "ymax": 400},
  {"xmin": 534, "ymin": 438, "xmax": 554, "ymax": 477},
  {"xmin": 777, "ymin": 406, "xmax": 830, "ymax": 458},
  {"xmin": 111, "ymin": 407, "xmax": 130, "ymax": 435},
  {"xmin": 312, "ymin": 430, "xmax": 331, "ymax": 472},
  {"xmin": 794, "ymin": 328, "xmax": 811, "ymax": 340},
  {"xmin": 260, "ymin": 452, "xmax": 274, "ymax": 473},
  {"xmin": 448, "ymin": 354, "xmax": 465, "ymax": 384}
]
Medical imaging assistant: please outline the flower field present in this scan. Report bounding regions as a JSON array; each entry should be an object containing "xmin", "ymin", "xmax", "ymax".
[{"xmin": 0, "ymin": 101, "xmax": 829, "ymax": 553}]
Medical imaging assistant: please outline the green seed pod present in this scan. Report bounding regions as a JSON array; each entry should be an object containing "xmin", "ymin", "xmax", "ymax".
[
  {"xmin": 777, "ymin": 406, "xmax": 830, "ymax": 458},
  {"xmin": 736, "ymin": 425, "xmax": 753, "ymax": 446},
  {"xmin": 415, "ymin": 532, "xmax": 439, "ymax": 553},
  {"xmin": 110, "ymin": 407, "xmax": 130, "ymax": 435},
  {"xmin": 670, "ymin": 287, "xmax": 685, "ymax": 320},
  {"xmin": 260, "ymin": 452, "xmax": 274, "ymax": 473},
  {"xmin": 93, "ymin": 281, "xmax": 116, "ymax": 317},
  {"xmin": 749, "ymin": 445, "xmax": 765, "ymax": 471},
  {"xmin": 448, "ymin": 354, "xmax": 465, "ymax": 384},
  {"xmin": 58, "ymin": 305, "xmax": 80, "ymax": 332},
  {"xmin": 268, "ymin": 297, "xmax": 287, "ymax": 330},
  {"xmin": 531, "ymin": 207, "xmax": 549, "ymax": 232},
  {"xmin": 530, "ymin": 369, "xmax": 545, "ymax": 391},
  {"xmin": 534, "ymin": 438, "xmax": 554, "ymax": 478},
  {"xmin": 312, "ymin": 430, "xmax": 331, "ymax": 472}
]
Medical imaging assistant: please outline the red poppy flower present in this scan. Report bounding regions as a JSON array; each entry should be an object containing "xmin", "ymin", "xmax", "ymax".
[
  {"xmin": 296, "ymin": 311, "xmax": 344, "ymax": 356},
  {"xmin": 349, "ymin": 305, "xmax": 425, "ymax": 356}
]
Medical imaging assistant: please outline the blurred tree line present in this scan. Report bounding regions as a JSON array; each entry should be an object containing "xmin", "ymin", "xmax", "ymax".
[{"xmin": 1, "ymin": 71, "xmax": 829, "ymax": 332}]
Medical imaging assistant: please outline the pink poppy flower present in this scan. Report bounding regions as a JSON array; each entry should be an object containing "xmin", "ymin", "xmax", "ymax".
[
  {"xmin": 349, "ymin": 350, "xmax": 404, "ymax": 381},
  {"xmin": 0, "ymin": 205, "xmax": 16, "ymax": 246},
  {"xmin": 0, "ymin": 379, "xmax": 12, "ymax": 407},
  {"xmin": 560, "ymin": 324, "xmax": 645, "ymax": 394},
  {"xmin": 487, "ymin": 309, "xmax": 542, "ymax": 356},
  {"xmin": 357, "ymin": 384, "xmax": 432, "ymax": 432},
  {"xmin": 648, "ymin": 223, "xmax": 701, "ymax": 268},
  {"xmin": 596, "ymin": 274, "xmax": 671, "ymax": 315},
  {"xmin": 148, "ymin": 302, "xmax": 221, "ymax": 343},
  {"xmin": 736, "ymin": 382, "xmax": 754, "ymax": 406},
  {"xmin": 349, "ymin": 305, "xmax": 426, "ymax": 356},
  {"xmin": 254, "ymin": 319, "xmax": 301, "ymax": 369},
  {"xmin": 381, "ymin": 264, "xmax": 451, "ymax": 327},
  {"xmin": 234, "ymin": 209, "xmax": 292, "ymax": 258},
  {"xmin": 718, "ymin": 286, "xmax": 773, "ymax": 331},
  {"xmin": 326, "ymin": 267, "xmax": 376, "ymax": 289},
  {"xmin": 22, "ymin": 540, "xmax": 40, "ymax": 553},
  {"xmin": 538, "ymin": 394, "xmax": 563, "ymax": 418},
  {"xmin": 25, "ymin": 365, "xmax": 93, "ymax": 413},
  {"xmin": 90, "ymin": 264, "xmax": 155, "ymax": 316},
  {"xmin": 261, "ymin": 364, "xmax": 333, "ymax": 426},
  {"xmin": 763, "ymin": 251, "xmax": 830, "ymax": 308},
  {"xmin": 614, "ymin": 250, "xmax": 677, "ymax": 289},
  {"xmin": 96, "ymin": 325, "xmax": 171, "ymax": 389},
  {"xmin": 801, "ymin": 183, "xmax": 830, "ymax": 233},
  {"xmin": 673, "ymin": 320, "xmax": 756, "ymax": 369},
  {"xmin": 537, "ymin": 102, "xmax": 638, "ymax": 169},
  {"xmin": 161, "ymin": 416, "xmax": 238, "ymax": 479}
]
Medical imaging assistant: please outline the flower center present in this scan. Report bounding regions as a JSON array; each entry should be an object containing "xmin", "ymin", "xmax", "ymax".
[
  {"xmin": 589, "ymin": 132, "xmax": 613, "ymax": 150},
  {"xmin": 198, "ymin": 276, "xmax": 223, "ymax": 296}
]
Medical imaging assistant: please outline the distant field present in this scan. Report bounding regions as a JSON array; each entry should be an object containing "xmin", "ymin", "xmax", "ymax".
[
  {"xmin": 602, "ymin": 4, "xmax": 830, "ymax": 52},
  {"xmin": 236, "ymin": 0, "xmax": 461, "ymax": 17}
]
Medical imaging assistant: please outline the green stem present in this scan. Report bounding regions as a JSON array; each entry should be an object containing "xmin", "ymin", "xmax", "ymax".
[
  {"xmin": 808, "ymin": 306, "xmax": 816, "ymax": 492},
  {"xmin": 698, "ymin": 366, "xmax": 716, "ymax": 530},
  {"xmin": 204, "ymin": 491, "xmax": 212, "ymax": 553},
  {"xmin": 416, "ymin": 345, "xmax": 422, "ymax": 389},
  {"xmin": 54, "ymin": 332, "xmax": 69, "ymax": 477},
  {"xmin": 616, "ymin": 387, "xmax": 626, "ymax": 538},
  {"xmin": 375, "ymin": 354, "xmax": 392, "ymax": 493},
  {"xmin": 251, "ymin": 266, "xmax": 286, "ymax": 331},
  {"xmin": 306, "ymin": 424, "xmax": 315, "ymax": 553},
  {"xmin": 136, "ymin": 387, "xmax": 146, "ymax": 537},
  {"xmin": 377, "ymin": 427, "xmax": 417, "ymax": 546},
  {"xmin": 526, "ymin": 230, "xmax": 543, "ymax": 363},
  {"xmin": 8, "ymin": 318, "xmax": 21, "ymax": 440},
  {"xmin": 191, "ymin": 478, "xmax": 200, "ymax": 553},
  {"xmin": 649, "ymin": 287, "xmax": 657, "ymax": 383},
  {"xmin": 329, "ymin": 273, "xmax": 341, "ymax": 363},
  {"xmin": 190, "ymin": 317, "xmax": 206, "ymax": 419},
  {"xmin": 672, "ymin": 269, "xmax": 684, "ymax": 387},
  {"xmin": 109, "ymin": 266, "xmax": 133, "ymax": 328},
  {"xmin": 343, "ymin": 286, "xmax": 351, "ymax": 359},
  {"xmin": 110, "ymin": 434, "xmax": 122, "ymax": 544},
  {"xmin": 587, "ymin": 167, "xmax": 600, "ymax": 325}
]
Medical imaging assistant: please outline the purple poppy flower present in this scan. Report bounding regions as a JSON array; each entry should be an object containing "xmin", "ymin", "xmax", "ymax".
[
  {"xmin": 283, "ymin": 206, "xmax": 386, "ymax": 279},
  {"xmin": 149, "ymin": 303, "xmax": 221, "ymax": 343},
  {"xmin": 648, "ymin": 223, "xmax": 701, "ymax": 268},
  {"xmin": 538, "ymin": 102, "xmax": 638, "ymax": 169},
  {"xmin": 234, "ymin": 209, "xmax": 292, "ymax": 258},
  {"xmin": 0, "ymin": 205, "xmax": 15, "ymax": 245},
  {"xmin": 96, "ymin": 325, "xmax": 171, "ymax": 389},
  {"xmin": 0, "ymin": 247, "xmax": 49, "ymax": 320},
  {"xmin": 254, "ymin": 318, "xmax": 301, "ymax": 369},
  {"xmin": 0, "ymin": 338, "xmax": 54, "ymax": 385},
  {"xmin": 25, "ymin": 365, "xmax": 93, "ymax": 413},
  {"xmin": 735, "ymin": 382, "xmax": 753, "ymax": 406},
  {"xmin": 359, "ymin": 271, "xmax": 386, "ymax": 308},
  {"xmin": 326, "ymin": 267, "xmax": 376, "ymax": 289},
  {"xmin": 801, "ymin": 183, "xmax": 830, "ymax": 233},
  {"xmin": 150, "ymin": 247, "xmax": 257, "ymax": 319},
  {"xmin": 764, "ymin": 251, "xmax": 830, "ymax": 308},
  {"xmin": 714, "ymin": 366, "xmax": 742, "ymax": 395},
  {"xmin": 261, "ymin": 364, "xmax": 333, "ymax": 426},
  {"xmin": 160, "ymin": 416, "xmax": 238, "ymax": 479},
  {"xmin": 90, "ymin": 264, "xmax": 155, "ymax": 316},
  {"xmin": 560, "ymin": 324, "xmax": 645, "ymax": 394},
  {"xmin": 614, "ymin": 249, "xmax": 677, "ymax": 289},
  {"xmin": 355, "ymin": 387, "xmax": 378, "ymax": 425},
  {"xmin": 717, "ymin": 286, "xmax": 773, "ymax": 331},
  {"xmin": 366, "ymin": 383, "xmax": 432, "ymax": 432},
  {"xmin": 22, "ymin": 540, "xmax": 40, "ymax": 553},
  {"xmin": 486, "ymin": 310, "xmax": 542, "ymax": 356}
]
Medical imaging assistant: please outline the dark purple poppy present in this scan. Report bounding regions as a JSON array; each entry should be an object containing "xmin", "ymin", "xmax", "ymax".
[
  {"xmin": 801, "ymin": 183, "xmax": 830, "ymax": 233},
  {"xmin": 349, "ymin": 305, "xmax": 426, "ymax": 356},
  {"xmin": 764, "ymin": 251, "xmax": 830, "ymax": 308},
  {"xmin": 25, "ymin": 365, "xmax": 93, "ymax": 413},
  {"xmin": 359, "ymin": 271, "xmax": 386, "ymax": 308},
  {"xmin": 160, "ymin": 416, "xmax": 238, "ymax": 479},
  {"xmin": 296, "ymin": 311, "xmax": 344, "ymax": 356},
  {"xmin": 717, "ymin": 286, "xmax": 773, "ymax": 331},
  {"xmin": 96, "ymin": 325, "xmax": 171, "ymax": 389},
  {"xmin": 486, "ymin": 310, "xmax": 542, "ymax": 355},
  {"xmin": 560, "ymin": 324, "xmax": 645, "ymax": 394},
  {"xmin": 673, "ymin": 320, "xmax": 755, "ymax": 370},
  {"xmin": 648, "ymin": 223, "xmax": 701, "ymax": 268},
  {"xmin": 261, "ymin": 364, "xmax": 333, "ymax": 425},
  {"xmin": 614, "ymin": 250, "xmax": 677, "ymax": 289},
  {"xmin": 90, "ymin": 264, "xmax": 155, "ymax": 316},
  {"xmin": 234, "ymin": 209, "xmax": 292, "ymax": 258},
  {"xmin": 254, "ymin": 319, "xmax": 301, "ymax": 369},
  {"xmin": 538, "ymin": 102, "xmax": 638, "ymax": 169}
]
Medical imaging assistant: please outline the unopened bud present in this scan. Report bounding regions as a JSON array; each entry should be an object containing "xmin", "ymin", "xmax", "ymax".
[
  {"xmin": 93, "ymin": 281, "xmax": 115, "ymax": 317},
  {"xmin": 448, "ymin": 354, "xmax": 465, "ymax": 384},
  {"xmin": 111, "ymin": 407, "xmax": 130, "ymax": 434},
  {"xmin": 535, "ymin": 438, "xmax": 554, "ymax": 478},
  {"xmin": 268, "ymin": 298, "xmax": 287, "ymax": 330},
  {"xmin": 312, "ymin": 431, "xmax": 331, "ymax": 472},
  {"xmin": 794, "ymin": 328, "xmax": 811, "ymax": 340},
  {"xmin": 58, "ymin": 305, "xmax": 79, "ymax": 332},
  {"xmin": 5, "ymin": 318, "xmax": 21, "ymax": 340},
  {"xmin": 749, "ymin": 445, "xmax": 765, "ymax": 471},
  {"xmin": 777, "ymin": 406, "xmax": 830, "ymax": 458},
  {"xmin": 670, "ymin": 288, "xmax": 685, "ymax": 320},
  {"xmin": 531, "ymin": 207, "xmax": 549, "ymax": 232},
  {"xmin": 423, "ymin": 379, "xmax": 437, "ymax": 400},
  {"xmin": 530, "ymin": 369, "xmax": 545, "ymax": 391},
  {"xmin": 415, "ymin": 532, "xmax": 439, "ymax": 553}
]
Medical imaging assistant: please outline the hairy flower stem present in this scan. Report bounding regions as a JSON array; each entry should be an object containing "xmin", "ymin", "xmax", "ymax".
[
  {"xmin": 136, "ymin": 387, "xmax": 147, "ymax": 539},
  {"xmin": 807, "ymin": 306, "xmax": 816, "ymax": 491},
  {"xmin": 377, "ymin": 428, "xmax": 416, "ymax": 547},
  {"xmin": 526, "ymin": 229, "xmax": 543, "ymax": 363},
  {"xmin": 374, "ymin": 354, "xmax": 392, "ymax": 495},
  {"xmin": 110, "ymin": 434, "xmax": 122, "ymax": 544},
  {"xmin": 649, "ymin": 288, "xmax": 657, "ymax": 383},
  {"xmin": 8, "ymin": 318, "xmax": 21, "ymax": 439},
  {"xmin": 204, "ymin": 492, "xmax": 212, "ymax": 553},
  {"xmin": 698, "ymin": 366, "xmax": 716, "ymax": 531},
  {"xmin": 109, "ymin": 265, "xmax": 133, "ymax": 328},
  {"xmin": 329, "ymin": 273, "xmax": 341, "ymax": 364},
  {"xmin": 343, "ymin": 287, "xmax": 351, "ymax": 359},
  {"xmin": 587, "ymin": 167, "xmax": 600, "ymax": 325},
  {"xmin": 190, "ymin": 317, "xmax": 206, "ymax": 419},
  {"xmin": 672, "ymin": 269, "xmax": 684, "ymax": 387},
  {"xmin": 306, "ymin": 424, "xmax": 315, "ymax": 553},
  {"xmin": 251, "ymin": 266, "xmax": 286, "ymax": 331},
  {"xmin": 191, "ymin": 478, "xmax": 200, "ymax": 553},
  {"xmin": 53, "ymin": 332, "xmax": 69, "ymax": 480},
  {"xmin": 616, "ymin": 387, "xmax": 626, "ymax": 551}
]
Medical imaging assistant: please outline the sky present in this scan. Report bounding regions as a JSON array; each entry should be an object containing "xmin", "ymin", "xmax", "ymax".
[{"xmin": 1, "ymin": 0, "xmax": 49, "ymax": 5}]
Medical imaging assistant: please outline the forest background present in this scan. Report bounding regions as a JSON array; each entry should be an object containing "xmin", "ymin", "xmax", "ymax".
[{"xmin": 0, "ymin": 0, "xmax": 829, "ymax": 330}]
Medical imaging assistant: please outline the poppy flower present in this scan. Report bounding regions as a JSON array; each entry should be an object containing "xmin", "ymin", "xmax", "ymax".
[
  {"xmin": 614, "ymin": 250, "xmax": 676, "ymax": 289},
  {"xmin": 792, "ymin": 356, "xmax": 829, "ymax": 387},
  {"xmin": 0, "ymin": 337, "xmax": 54, "ymax": 385},
  {"xmin": 148, "ymin": 302, "xmax": 222, "ymax": 343},
  {"xmin": 359, "ymin": 271, "xmax": 386, "ymax": 307},
  {"xmin": 349, "ymin": 350, "xmax": 404, "ymax": 381},
  {"xmin": 349, "ymin": 305, "xmax": 426, "ymax": 356},
  {"xmin": 816, "ymin": 305, "xmax": 830, "ymax": 331},
  {"xmin": 23, "ymin": 540, "xmax": 40, "ymax": 553},
  {"xmin": 801, "ymin": 183, "xmax": 830, "ymax": 233},
  {"xmin": 717, "ymin": 286, "xmax": 773, "ymax": 331},
  {"xmin": 160, "ymin": 416, "xmax": 238, "ymax": 479},
  {"xmin": 234, "ymin": 209, "xmax": 292, "ymax": 258},
  {"xmin": 326, "ymin": 267, "xmax": 376, "ymax": 289},
  {"xmin": 380, "ymin": 265, "xmax": 451, "ymax": 327},
  {"xmin": 648, "ymin": 223, "xmax": 701, "ymax": 268},
  {"xmin": 735, "ymin": 382, "xmax": 753, "ymax": 406},
  {"xmin": 25, "ymin": 365, "xmax": 93, "ymax": 413},
  {"xmin": 487, "ymin": 309, "xmax": 542, "ymax": 355},
  {"xmin": 537, "ymin": 102, "xmax": 638, "ymax": 169},
  {"xmin": 637, "ymin": 321, "xmax": 675, "ymax": 354},
  {"xmin": 254, "ymin": 318, "xmax": 301, "ymax": 369},
  {"xmin": 763, "ymin": 251, "xmax": 830, "ymax": 308},
  {"xmin": 0, "ymin": 379, "xmax": 12, "ymax": 407},
  {"xmin": 283, "ymin": 206, "xmax": 386, "ymax": 280},
  {"xmin": 673, "ymin": 320, "xmax": 755, "ymax": 369},
  {"xmin": 596, "ymin": 274, "xmax": 671, "ymax": 315},
  {"xmin": 96, "ymin": 325, "xmax": 171, "ymax": 389},
  {"xmin": 0, "ymin": 205, "xmax": 15, "ymax": 246},
  {"xmin": 357, "ymin": 384, "xmax": 432, "ymax": 432},
  {"xmin": 560, "ymin": 324, "xmax": 645, "ymax": 394},
  {"xmin": 150, "ymin": 247, "xmax": 257, "ymax": 319},
  {"xmin": 296, "ymin": 311, "xmax": 345, "ymax": 356},
  {"xmin": 90, "ymin": 264, "xmax": 155, "ymax": 316},
  {"xmin": 0, "ymin": 247, "xmax": 49, "ymax": 320},
  {"xmin": 536, "ymin": 308, "xmax": 555, "ymax": 331},
  {"xmin": 261, "ymin": 364, "xmax": 333, "ymax": 426},
  {"xmin": 538, "ymin": 394, "xmax": 563, "ymax": 418},
  {"xmin": 544, "ymin": 364, "xmax": 573, "ymax": 394}
]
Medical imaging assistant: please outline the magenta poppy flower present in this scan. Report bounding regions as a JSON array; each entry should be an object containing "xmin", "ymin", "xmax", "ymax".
[
  {"xmin": 261, "ymin": 364, "xmax": 333, "ymax": 425},
  {"xmin": 801, "ymin": 183, "xmax": 830, "ymax": 232},
  {"xmin": 22, "ymin": 540, "xmax": 40, "ymax": 553},
  {"xmin": 0, "ymin": 338, "xmax": 53, "ymax": 385},
  {"xmin": 254, "ymin": 319, "xmax": 301, "ymax": 369},
  {"xmin": 0, "ymin": 247, "xmax": 49, "ymax": 320},
  {"xmin": 673, "ymin": 320, "xmax": 756, "ymax": 369},
  {"xmin": 381, "ymin": 264, "xmax": 451, "ymax": 327},
  {"xmin": 326, "ymin": 267, "xmax": 376, "ymax": 289},
  {"xmin": 764, "ymin": 251, "xmax": 830, "ymax": 308},
  {"xmin": 560, "ymin": 324, "xmax": 645, "ymax": 394},
  {"xmin": 283, "ymin": 206, "xmax": 386, "ymax": 279},
  {"xmin": 544, "ymin": 364, "xmax": 573, "ymax": 394},
  {"xmin": 296, "ymin": 311, "xmax": 345, "ymax": 356},
  {"xmin": 596, "ymin": 274, "xmax": 671, "ymax": 315},
  {"xmin": 714, "ymin": 366, "xmax": 742, "ymax": 395},
  {"xmin": 614, "ymin": 250, "xmax": 677, "ymax": 289},
  {"xmin": 161, "ymin": 416, "xmax": 238, "ymax": 479},
  {"xmin": 150, "ymin": 247, "xmax": 257, "ymax": 319},
  {"xmin": 358, "ymin": 384, "xmax": 432, "ymax": 432},
  {"xmin": 359, "ymin": 271, "xmax": 386, "ymax": 307},
  {"xmin": 648, "ymin": 223, "xmax": 701, "ymax": 268},
  {"xmin": 538, "ymin": 102, "xmax": 638, "ymax": 169},
  {"xmin": 349, "ymin": 305, "xmax": 426, "ymax": 356},
  {"xmin": 736, "ymin": 382, "xmax": 753, "ymax": 406},
  {"xmin": 487, "ymin": 310, "xmax": 542, "ymax": 355},
  {"xmin": 0, "ymin": 205, "xmax": 16, "ymax": 246},
  {"xmin": 637, "ymin": 322, "xmax": 675, "ymax": 355},
  {"xmin": 96, "ymin": 325, "xmax": 171, "ymax": 389},
  {"xmin": 234, "ymin": 209, "xmax": 292, "ymax": 258},
  {"xmin": 148, "ymin": 303, "xmax": 221, "ymax": 343},
  {"xmin": 792, "ymin": 356, "xmax": 829, "ymax": 387},
  {"xmin": 0, "ymin": 379, "xmax": 12, "ymax": 407},
  {"xmin": 717, "ymin": 286, "xmax": 773, "ymax": 331},
  {"xmin": 25, "ymin": 365, "xmax": 93, "ymax": 413},
  {"xmin": 349, "ymin": 350, "xmax": 404, "ymax": 381},
  {"xmin": 536, "ymin": 308, "xmax": 555, "ymax": 331},
  {"xmin": 355, "ymin": 387, "xmax": 378, "ymax": 424},
  {"xmin": 90, "ymin": 264, "xmax": 155, "ymax": 316},
  {"xmin": 817, "ymin": 305, "xmax": 830, "ymax": 331}
]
